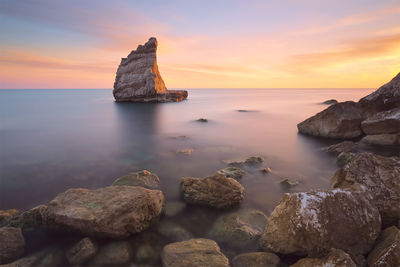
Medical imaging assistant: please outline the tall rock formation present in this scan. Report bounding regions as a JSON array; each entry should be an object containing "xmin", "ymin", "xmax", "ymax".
[{"xmin": 113, "ymin": 37, "xmax": 188, "ymax": 102}]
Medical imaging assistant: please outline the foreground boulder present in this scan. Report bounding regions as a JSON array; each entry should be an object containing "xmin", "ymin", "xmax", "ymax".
[
  {"xmin": 0, "ymin": 227, "xmax": 25, "ymax": 264},
  {"xmin": 367, "ymin": 226, "xmax": 400, "ymax": 266},
  {"xmin": 361, "ymin": 107, "xmax": 400, "ymax": 135},
  {"xmin": 113, "ymin": 37, "xmax": 188, "ymax": 102},
  {"xmin": 112, "ymin": 170, "xmax": 160, "ymax": 189},
  {"xmin": 181, "ymin": 174, "xmax": 244, "ymax": 209},
  {"xmin": 331, "ymin": 153, "xmax": 400, "ymax": 226},
  {"xmin": 259, "ymin": 189, "xmax": 381, "ymax": 259},
  {"xmin": 43, "ymin": 186, "xmax": 164, "ymax": 238},
  {"xmin": 161, "ymin": 238, "xmax": 229, "ymax": 267},
  {"xmin": 232, "ymin": 252, "xmax": 280, "ymax": 267},
  {"xmin": 208, "ymin": 209, "xmax": 268, "ymax": 251},
  {"xmin": 290, "ymin": 249, "xmax": 356, "ymax": 267},
  {"xmin": 66, "ymin": 237, "xmax": 98, "ymax": 265},
  {"xmin": 297, "ymin": 101, "xmax": 364, "ymax": 139}
]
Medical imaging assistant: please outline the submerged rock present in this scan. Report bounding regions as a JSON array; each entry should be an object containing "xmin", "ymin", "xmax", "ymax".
[
  {"xmin": 323, "ymin": 141, "xmax": 358, "ymax": 156},
  {"xmin": 176, "ymin": 149, "xmax": 194, "ymax": 155},
  {"xmin": 196, "ymin": 118, "xmax": 208, "ymax": 123},
  {"xmin": 181, "ymin": 173, "xmax": 244, "ymax": 209},
  {"xmin": 0, "ymin": 209, "xmax": 19, "ymax": 227},
  {"xmin": 259, "ymin": 167, "xmax": 272, "ymax": 174},
  {"xmin": 367, "ymin": 226, "xmax": 400, "ymax": 266},
  {"xmin": 156, "ymin": 220, "xmax": 193, "ymax": 242},
  {"xmin": 0, "ymin": 227, "xmax": 25, "ymax": 264},
  {"xmin": 163, "ymin": 201, "xmax": 186, "ymax": 217},
  {"xmin": 161, "ymin": 238, "xmax": 229, "ymax": 267},
  {"xmin": 208, "ymin": 209, "xmax": 268, "ymax": 251},
  {"xmin": 88, "ymin": 241, "xmax": 132, "ymax": 266},
  {"xmin": 8, "ymin": 205, "xmax": 46, "ymax": 230},
  {"xmin": 232, "ymin": 252, "xmax": 280, "ymax": 267},
  {"xmin": 43, "ymin": 186, "xmax": 164, "ymax": 238},
  {"xmin": 259, "ymin": 189, "xmax": 381, "ymax": 258},
  {"xmin": 66, "ymin": 237, "xmax": 98, "ymax": 265},
  {"xmin": 297, "ymin": 101, "xmax": 364, "ymax": 139},
  {"xmin": 113, "ymin": 37, "xmax": 187, "ymax": 102},
  {"xmin": 331, "ymin": 153, "xmax": 400, "ymax": 226},
  {"xmin": 227, "ymin": 156, "xmax": 264, "ymax": 167},
  {"xmin": 112, "ymin": 170, "xmax": 160, "ymax": 189},
  {"xmin": 217, "ymin": 166, "xmax": 246, "ymax": 179},
  {"xmin": 322, "ymin": 99, "xmax": 338, "ymax": 105},
  {"xmin": 279, "ymin": 178, "xmax": 300, "ymax": 189},
  {"xmin": 290, "ymin": 249, "xmax": 356, "ymax": 267}
]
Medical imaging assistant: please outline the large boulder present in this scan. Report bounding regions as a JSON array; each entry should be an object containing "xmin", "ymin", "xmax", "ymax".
[
  {"xmin": 231, "ymin": 252, "xmax": 280, "ymax": 267},
  {"xmin": 331, "ymin": 153, "xmax": 400, "ymax": 226},
  {"xmin": 180, "ymin": 173, "xmax": 244, "ymax": 209},
  {"xmin": 359, "ymin": 72, "xmax": 400, "ymax": 115},
  {"xmin": 367, "ymin": 226, "xmax": 400, "ymax": 266},
  {"xmin": 0, "ymin": 227, "xmax": 25, "ymax": 264},
  {"xmin": 113, "ymin": 37, "xmax": 187, "ymax": 102},
  {"xmin": 290, "ymin": 249, "xmax": 356, "ymax": 267},
  {"xmin": 259, "ymin": 189, "xmax": 381, "ymax": 259},
  {"xmin": 161, "ymin": 238, "xmax": 229, "ymax": 267},
  {"xmin": 208, "ymin": 209, "xmax": 268, "ymax": 251},
  {"xmin": 361, "ymin": 107, "xmax": 400, "ymax": 135},
  {"xmin": 42, "ymin": 186, "xmax": 164, "ymax": 238},
  {"xmin": 112, "ymin": 170, "xmax": 160, "ymax": 189},
  {"xmin": 297, "ymin": 101, "xmax": 364, "ymax": 139}
]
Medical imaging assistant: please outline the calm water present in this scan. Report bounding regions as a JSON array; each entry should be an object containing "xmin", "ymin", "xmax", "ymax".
[{"xmin": 0, "ymin": 88, "xmax": 391, "ymax": 263}]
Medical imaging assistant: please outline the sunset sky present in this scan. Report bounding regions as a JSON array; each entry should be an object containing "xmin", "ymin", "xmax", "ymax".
[{"xmin": 1, "ymin": 0, "xmax": 399, "ymax": 89}]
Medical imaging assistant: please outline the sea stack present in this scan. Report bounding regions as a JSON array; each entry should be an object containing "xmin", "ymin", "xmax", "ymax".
[{"xmin": 113, "ymin": 37, "xmax": 188, "ymax": 102}]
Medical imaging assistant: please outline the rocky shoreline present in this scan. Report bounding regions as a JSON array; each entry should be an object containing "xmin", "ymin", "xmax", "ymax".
[{"xmin": 1, "ymin": 74, "xmax": 400, "ymax": 266}]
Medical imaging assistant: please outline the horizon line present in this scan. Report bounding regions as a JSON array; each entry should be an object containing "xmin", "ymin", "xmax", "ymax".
[{"xmin": 0, "ymin": 87, "xmax": 373, "ymax": 90}]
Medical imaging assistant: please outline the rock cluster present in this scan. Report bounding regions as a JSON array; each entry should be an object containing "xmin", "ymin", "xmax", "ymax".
[
  {"xmin": 113, "ymin": 37, "xmax": 188, "ymax": 102},
  {"xmin": 298, "ymin": 72, "xmax": 400, "ymax": 144}
]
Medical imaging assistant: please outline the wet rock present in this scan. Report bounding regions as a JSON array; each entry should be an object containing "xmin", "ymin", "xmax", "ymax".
[
  {"xmin": 279, "ymin": 178, "xmax": 300, "ymax": 189},
  {"xmin": 259, "ymin": 167, "xmax": 272, "ymax": 174},
  {"xmin": 227, "ymin": 156, "xmax": 264, "ymax": 167},
  {"xmin": 290, "ymin": 249, "xmax": 356, "ymax": 267},
  {"xmin": 89, "ymin": 241, "xmax": 132, "ymax": 266},
  {"xmin": 163, "ymin": 201, "xmax": 186, "ymax": 217},
  {"xmin": 112, "ymin": 170, "xmax": 160, "ymax": 189},
  {"xmin": 259, "ymin": 189, "xmax": 381, "ymax": 258},
  {"xmin": 367, "ymin": 226, "xmax": 400, "ymax": 266},
  {"xmin": 43, "ymin": 186, "xmax": 164, "ymax": 238},
  {"xmin": 161, "ymin": 238, "xmax": 229, "ymax": 267},
  {"xmin": 0, "ymin": 209, "xmax": 19, "ymax": 227},
  {"xmin": 181, "ymin": 173, "xmax": 244, "ymax": 209},
  {"xmin": 196, "ymin": 118, "xmax": 208, "ymax": 122},
  {"xmin": 176, "ymin": 149, "xmax": 194, "ymax": 155},
  {"xmin": 135, "ymin": 244, "xmax": 159, "ymax": 264},
  {"xmin": 323, "ymin": 141, "xmax": 358, "ymax": 156},
  {"xmin": 331, "ymin": 152, "xmax": 400, "ymax": 226},
  {"xmin": 34, "ymin": 248, "xmax": 65, "ymax": 267},
  {"xmin": 113, "ymin": 37, "xmax": 188, "ymax": 102},
  {"xmin": 336, "ymin": 152, "xmax": 355, "ymax": 167},
  {"xmin": 208, "ymin": 209, "xmax": 268, "ymax": 251},
  {"xmin": 232, "ymin": 252, "xmax": 280, "ymax": 267},
  {"xmin": 297, "ymin": 101, "xmax": 364, "ymax": 139},
  {"xmin": 156, "ymin": 220, "xmax": 193, "ymax": 242},
  {"xmin": 361, "ymin": 107, "xmax": 400, "ymax": 135},
  {"xmin": 0, "ymin": 227, "xmax": 25, "ymax": 264},
  {"xmin": 362, "ymin": 134, "xmax": 400, "ymax": 145},
  {"xmin": 322, "ymin": 99, "xmax": 338, "ymax": 105},
  {"xmin": 8, "ymin": 205, "xmax": 46, "ymax": 230},
  {"xmin": 217, "ymin": 167, "xmax": 246, "ymax": 179},
  {"xmin": 66, "ymin": 237, "xmax": 98, "ymax": 265}
]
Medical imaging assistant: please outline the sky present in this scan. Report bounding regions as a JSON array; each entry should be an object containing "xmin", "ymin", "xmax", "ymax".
[{"xmin": 0, "ymin": 0, "xmax": 399, "ymax": 89}]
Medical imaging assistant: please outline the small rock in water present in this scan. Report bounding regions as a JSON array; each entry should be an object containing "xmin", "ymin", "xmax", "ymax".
[
  {"xmin": 161, "ymin": 238, "xmax": 229, "ymax": 267},
  {"xmin": 367, "ymin": 226, "xmax": 400, "ymax": 266},
  {"xmin": 217, "ymin": 166, "xmax": 246, "ymax": 179},
  {"xmin": 0, "ymin": 227, "xmax": 25, "ymax": 264},
  {"xmin": 323, "ymin": 141, "xmax": 358, "ymax": 156},
  {"xmin": 291, "ymin": 249, "xmax": 356, "ymax": 267},
  {"xmin": 112, "ymin": 170, "xmax": 160, "ymax": 189},
  {"xmin": 227, "ymin": 156, "xmax": 264, "ymax": 167},
  {"xmin": 176, "ymin": 149, "xmax": 194, "ymax": 155},
  {"xmin": 0, "ymin": 209, "xmax": 19, "ymax": 227},
  {"xmin": 232, "ymin": 252, "xmax": 280, "ymax": 267},
  {"xmin": 168, "ymin": 135, "xmax": 189, "ymax": 140},
  {"xmin": 336, "ymin": 152, "xmax": 355, "ymax": 167},
  {"xmin": 8, "ymin": 205, "xmax": 47, "ymax": 230},
  {"xmin": 156, "ymin": 220, "xmax": 193, "ymax": 242},
  {"xmin": 196, "ymin": 118, "xmax": 208, "ymax": 123},
  {"xmin": 259, "ymin": 167, "xmax": 272, "ymax": 174},
  {"xmin": 164, "ymin": 201, "xmax": 186, "ymax": 217},
  {"xmin": 279, "ymin": 178, "xmax": 299, "ymax": 189},
  {"xmin": 237, "ymin": 109, "xmax": 249, "ymax": 112},
  {"xmin": 135, "ymin": 244, "xmax": 159, "ymax": 264},
  {"xmin": 66, "ymin": 237, "xmax": 98, "ymax": 265},
  {"xmin": 89, "ymin": 241, "xmax": 132, "ymax": 266},
  {"xmin": 322, "ymin": 99, "xmax": 338, "ymax": 105}
]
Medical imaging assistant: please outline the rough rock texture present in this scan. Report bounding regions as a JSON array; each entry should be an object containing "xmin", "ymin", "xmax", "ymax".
[
  {"xmin": 181, "ymin": 174, "xmax": 244, "ymax": 209},
  {"xmin": 367, "ymin": 226, "xmax": 400, "ymax": 267},
  {"xmin": 359, "ymin": 72, "xmax": 400, "ymax": 115},
  {"xmin": 290, "ymin": 249, "xmax": 356, "ymax": 267},
  {"xmin": 297, "ymin": 101, "xmax": 364, "ymax": 139},
  {"xmin": 259, "ymin": 189, "xmax": 381, "ymax": 259},
  {"xmin": 0, "ymin": 209, "xmax": 19, "ymax": 227},
  {"xmin": 323, "ymin": 141, "xmax": 358, "ymax": 156},
  {"xmin": 112, "ymin": 170, "xmax": 160, "ymax": 189},
  {"xmin": 161, "ymin": 238, "xmax": 229, "ymax": 267},
  {"xmin": 208, "ymin": 209, "xmax": 268, "ymax": 251},
  {"xmin": 42, "ymin": 186, "xmax": 164, "ymax": 238},
  {"xmin": 66, "ymin": 237, "xmax": 98, "ymax": 265},
  {"xmin": 217, "ymin": 167, "xmax": 246, "ymax": 179},
  {"xmin": 0, "ymin": 227, "xmax": 25, "ymax": 264},
  {"xmin": 88, "ymin": 241, "xmax": 132, "ymax": 266},
  {"xmin": 232, "ymin": 252, "xmax": 280, "ymax": 267},
  {"xmin": 361, "ymin": 107, "xmax": 400, "ymax": 135},
  {"xmin": 331, "ymin": 153, "xmax": 400, "ymax": 226},
  {"xmin": 362, "ymin": 133, "xmax": 400, "ymax": 145},
  {"xmin": 113, "ymin": 37, "xmax": 188, "ymax": 102},
  {"xmin": 336, "ymin": 152, "xmax": 355, "ymax": 167},
  {"xmin": 8, "ymin": 205, "xmax": 46, "ymax": 230},
  {"xmin": 227, "ymin": 156, "xmax": 264, "ymax": 167}
]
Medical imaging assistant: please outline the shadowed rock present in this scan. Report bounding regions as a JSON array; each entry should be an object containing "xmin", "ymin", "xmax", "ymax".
[
  {"xmin": 232, "ymin": 252, "xmax": 280, "ymax": 267},
  {"xmin": 0, "ymin": 227, "xmax": 25, "ymax": 264},
  {"xmin": 290, "ymin": 249, "xmax": 356, "ymax": 267},
  {"xmin": 323, "ymin": 141, "xmax": 358, "ymax": 156},
  {"xmin": 367, "ymin": 226, "xmax": 400, "ymax": 266},
  {"xmin": 66, "ymin": 237, "xmax": 97, "ymax": 265},
  {"xmin": 113, "ymin": 37, "xmax": 188, "ymax": 102}
]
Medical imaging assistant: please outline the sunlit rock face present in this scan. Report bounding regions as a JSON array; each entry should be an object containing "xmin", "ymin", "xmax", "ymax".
[{"xmin": 113, "ymin": 37, "xmax": 188, "ymax": 102}]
